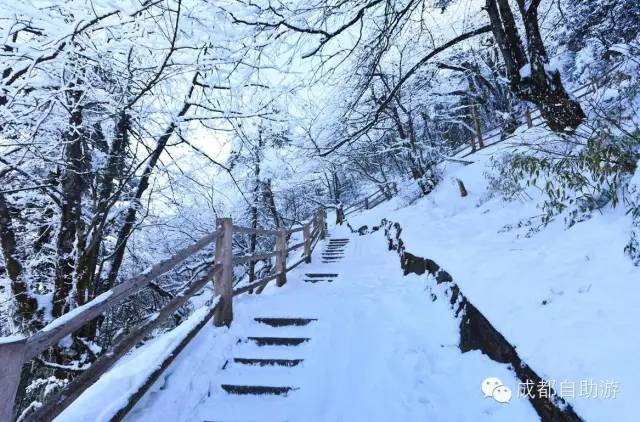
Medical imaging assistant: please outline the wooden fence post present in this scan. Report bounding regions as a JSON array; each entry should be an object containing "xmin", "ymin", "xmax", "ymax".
[
  {"xmin": 383, "ymin": 184, "xmax": 391, "ymax": 199},
  {"xmin": 336, "ymin": 204, "xmax": 344, "ymax": 225},
  {"xmin": 303, "ymin": 222, "xmax": 311, "ymax": 263},
  {"xmin": 318, "ymin": 209, "xmax": 326, "ymax": 240},
  {"xmin": 275, "ymin": 228, "xmax": 287, "ymax": 287},
  {"xmin": 525, "ymin": 108, "xmax": 533, "ymax": 128},
  {"xmin": 364, "ymin": 197, "xmax": 369, "ymax": 209},
  {"xmin": 213, "ymin": 218, "xmax": 233, "ymax": 327},
  {"xmin": 0, "ymin": 338, "xmax": 26, "ymax": 422},
  {"xmin": 456, "ymin": 179, "xmax": 468, "ymax": 197},
  {"xmin": 471, "ymin": 102, "xmax": 484, "ymax": 149}
]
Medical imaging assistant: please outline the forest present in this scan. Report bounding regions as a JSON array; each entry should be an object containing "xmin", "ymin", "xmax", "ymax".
[{"xmin": 1, "ymin": 0, "xmax": 638, "ymax": 420}]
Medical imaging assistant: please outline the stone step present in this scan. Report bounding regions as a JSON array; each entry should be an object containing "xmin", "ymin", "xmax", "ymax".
[
  {"xmin": 221, "ymin": 384, "xmax": 295, "ymax": 395},
  {"xmin": 246, "ymin": 337, "xmax": 310, "ymax": 346},
  {"xmin": 254, "ymin": 317, "xmax": 317, "ymax": 327},
  {"xmin": 233, "ymin": 357, "xmax": 303, "ymax": 367},
  {"xmin": 303, "ymin": 278, "xmax": 334, "ymax": 283}
]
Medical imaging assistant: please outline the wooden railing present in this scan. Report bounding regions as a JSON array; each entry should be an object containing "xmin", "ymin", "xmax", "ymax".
[
  {"xmin": 451, "ymin": 64, "xmax": 622, "ymax": 159},
  {"xmin": 341, "ymin": 182, "xmax": 397, "ymax": 221},
  {"xmin": 0, "ymin": 208, "xmax": 328, "ymax": 422}
]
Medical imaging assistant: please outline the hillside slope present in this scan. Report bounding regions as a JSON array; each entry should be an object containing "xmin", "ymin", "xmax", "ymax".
[{"xmin": 348, "ymin": 132, "xmax": 640, "ymax": 422}]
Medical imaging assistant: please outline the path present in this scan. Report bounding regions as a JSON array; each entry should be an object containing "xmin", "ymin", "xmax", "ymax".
[{"xmin": 124, "ymin": 226, "xmax": 538, "ymax": 421}]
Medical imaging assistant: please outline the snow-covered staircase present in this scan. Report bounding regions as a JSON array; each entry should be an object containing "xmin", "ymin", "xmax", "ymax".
[
  {"xmin": 218, "ymin": 317, "xmax": 316, "ymax": 398},
  {"xmin": 303, "ymin": 237, "xmax": 350, "ymax": 283},
  {"xmin": 198, "ymin": 236, "xmax": 353, "ymax": 419},
  {"xmin": 121, "ymin": 227, "xmax": 539, "ymax": 421},
  {"xmin": 321, "ymin": 238, "xmax": 349, "ymax": 263}
]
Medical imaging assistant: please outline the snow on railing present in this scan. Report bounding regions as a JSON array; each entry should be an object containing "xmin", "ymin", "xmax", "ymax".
[
  {"xmin": 0, "ymin": 208, "xmax": 328, "ymax": 422},
  {"xmin": 450, "ymin": 63, "xmax": 623, "ymax": 159},
  {"xmin": 342, "ymin": 182, "xmax": 397, "ymax": 219}
]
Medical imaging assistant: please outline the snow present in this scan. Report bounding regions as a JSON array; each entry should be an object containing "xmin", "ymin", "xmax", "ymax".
[
  {"xmin": 348, "ymin": 139, "xmax": 640, "ymax": 422},
  {"xmin": 41, "ymin": 291, "xmax": 113, "ymax": 333},
  {"xmin": 56, "ymin": 298, "xmax": 220, "ymax": 422},
  {"xmin": 630, "ymin": 160, "xmax": 640, "ymax": 189},
  {"xmin": 66, "ymin": 226, "xmax": 541, "ymax": 421},
  {"xmin": 0, "ymin": 334, "xmax": 25, "ymax": 344},
  {"xmin": 36, "ymin": 136, "xmax": 640, "ymax": 421}
]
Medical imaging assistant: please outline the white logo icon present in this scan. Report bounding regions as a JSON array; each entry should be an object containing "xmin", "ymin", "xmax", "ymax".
[{"xmin": 481, "ymin": 377, "xmax": 512, "ymax": 403}]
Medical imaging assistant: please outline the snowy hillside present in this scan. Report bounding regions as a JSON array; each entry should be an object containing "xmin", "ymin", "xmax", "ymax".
[
  {"xmin": 347, "ymin": 130, "xmax": 640, "ymax": 422},
  {"xmin": 1, "ymin": 0, "xmax": 639, "ymax": 420}
]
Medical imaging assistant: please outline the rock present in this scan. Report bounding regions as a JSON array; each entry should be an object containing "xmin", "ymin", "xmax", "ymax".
[{"xmin": 435, "ymin": 270, "xmax": 453, "ymax": 284}]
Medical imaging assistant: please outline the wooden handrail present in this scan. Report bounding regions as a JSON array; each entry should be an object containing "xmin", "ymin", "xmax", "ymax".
[
  {"xmin": 233, "ymin": 250, "xmax": 279, "ymax": 264},
  {"xmin": 286, "ymin": 241, "xmax": 306, "ymax": 253},
  {"xmin": 454, "ymin": 64, "xmax": 622, "ymax": 158},
  {"xmin": 24, "ymin": 267, "xmax": 219, "ymax": 422},
  {"xmin": 233, "ymin": 272, "xmax": 281, "ymax": 296},
  {"xmin": 286, "ymin": 256, "xmax": 307, "ymax": 272},
  {"xmin": 344, "ymin": 182, "xmax": 395, "ymax": 211},
  {"xmin": 345, "ymin": 191, "xmax": 385, "ymax": 216},
  {"xmin": 232, "ymin": 225, "xmax": 278, "ymax": 236},
  {"xmin": 111, "ymin": 300, "xmax": 221, "ymax": 421},
  {"xmin": 1, "ymin": 207, "xmax": 328, "ymax": 422},
  {"xmin": 24, "ymin": 230, "xmax": 218, "ymax": 361}
]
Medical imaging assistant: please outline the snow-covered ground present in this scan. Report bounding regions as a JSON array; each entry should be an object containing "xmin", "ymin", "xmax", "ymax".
[
  {"xmin": 58, "ymin": 125, "xmax": 640, "ymax": 421},
  {"xmin": 348, "ymin": 134, "xmax": 640, "ymax": 422},
  {"xmin": 59, "ymin": 226, "xmax": 538, "ymax": 421}
]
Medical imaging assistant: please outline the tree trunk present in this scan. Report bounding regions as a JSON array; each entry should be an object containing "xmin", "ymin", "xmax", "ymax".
[
  {"xmin": 0, "ymin": 194, "xmax": 38, "ymax": 324},
  {"xmin": 53, "ymin": 85, "xmax": 86, "ymax": 318},
  {"xmin": 486, "ymin": 0, "xmax": 585, "ymax": 131},
  {"xmin": 248, "ymin": 144, "xmax": 261, "ymax": 286},
  {"xmin": 261, "ymin": 179, "xmax": 281, "ymax": 228},
  {"xmin": 103, "ymin": 88, "xmax": 196, "ymax": 293},
  {"xmin": 103, "ymin": 123, "xmax": 174, "ymax": 292},
  {"xmin": 75, "ymin": 112, "xmax": 130, "ymax": 339}
]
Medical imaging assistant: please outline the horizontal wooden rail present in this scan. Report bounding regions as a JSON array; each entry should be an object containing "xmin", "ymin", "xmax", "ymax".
[
  {"xmin": 232, "ymin": 225, "xmax": 278, "ymax": 236},
  {"xmin": 1, "ymin": 207, "xmax": 329, "ymax": 422},
  {"xmin": 454, "ymin": 63, "xmax": 621, "ymax": 158},
  {"xmin": 111, "ymin": 299, "xmax": 221, "ymax": 421},
  {"xmin": 286, "ymin": 241, "xmax": 306, "ymax": 253},
  {"xmin": 233, "ymin": 272, "xmax": 281, "ymax": 296},
  {"xmin": 109, "ymin": 210, "xmax": 323, "ymax": 418},
  {"xmin": 25, "ymin": 266, "xmax": 218, "ymax": 422},
  {"xmin": 233, "ymin": 250, "xmax": 279, "ymax": 264},
  {"xmin": 24, "ymin": 231, "xmax": 218, "ymax": 361},
  {"xmin": 286, "ymin": 256, "xmax": 307, "ymax": 272},
  {"xmin": 344, "ymin": 182, "xmax": 396, "ymax": 212}
]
